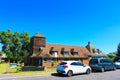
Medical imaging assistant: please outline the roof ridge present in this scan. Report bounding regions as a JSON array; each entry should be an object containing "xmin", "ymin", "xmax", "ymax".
[{"xmin": 46, "ymin": 43, "xmax": 85, "ymax": 47}]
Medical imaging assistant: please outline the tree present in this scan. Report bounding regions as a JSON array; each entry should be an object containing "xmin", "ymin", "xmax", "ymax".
[
  {"xmin": 0, "ymin": 51, "xmax": 2, "ymax": 63},
  {"xmin": 117, "ymin": 43, "xmax": 120, "ymax": 56},
  {"xmin": 0, "ymin": 30, "xmax": 13, "ymax": 62},
  {"xmin": 105, "ymin": 52, "xmax": 116, "ymax": 61},
  {"xmin": 0, "ymin": 30, "xmax": 30, "ymax": 63},
  {"xmin": 19, "ymin": 32, "xmax": 30, "ymax": 62},
  {"xmin": 115, "ymin": 43, "xmax": 120, "ymax": 61},
  {"xmin": 0, "ymin": 51, "xmax": 2, "ymax": 57}
]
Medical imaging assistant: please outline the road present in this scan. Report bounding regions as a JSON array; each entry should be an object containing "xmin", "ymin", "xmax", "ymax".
[{"xmin": 0, "ymin": 70, "xmax": 120, "ymax": 80}]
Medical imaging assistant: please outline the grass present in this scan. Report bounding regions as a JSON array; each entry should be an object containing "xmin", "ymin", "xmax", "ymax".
[
  {"xmin": 13, "ymin": 68, "xmax": 56, "ymax": 75},
  {"xmin": 0, "ymin": 63, "xmax": 7, "ymax": 74},
  {"xmin": 0, "ymin": 63, "xmax": 56, "ymax": 75},
  {"xmin": 0, "ymin": 63, "xmax": 17, "ymax": 74}
]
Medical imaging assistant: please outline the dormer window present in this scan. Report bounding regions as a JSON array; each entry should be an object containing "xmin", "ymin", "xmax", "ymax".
[
  {"xmin": 92, "ymin": 49, "xmax": 95, "ymax": 53},
  {"xmin": 50, "ymin": 51, "xmax": 58, "ymax": 57},
  {"xmin": 72, "ymin": 52, "xmax": 78, "ymax": 56},
  {"xmin": 93, "ymin": 49, "xmax": 99, "ymax": 54},
  {"xmin": 98, "ymin": 51, "xmax": 102, "ymax": 54},
  {"xmin": 63, "ymin": 51, "xmax": 69, "ymax": 56},
  {"xmin": 97, "ymin": 49, "xmax": 102, "ymax": 54}
]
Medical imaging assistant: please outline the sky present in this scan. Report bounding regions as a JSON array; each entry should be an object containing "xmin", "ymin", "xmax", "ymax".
[{"xmin": 0, "ymin": 0, "xmax": 120, "ymax": 54}]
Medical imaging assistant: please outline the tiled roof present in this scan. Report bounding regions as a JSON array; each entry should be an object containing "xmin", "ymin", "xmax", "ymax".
[
  {"xmin": 39, "ymin": 43, "xmax": 91, "ymax": 58},
  {"xmin": 34, "ymin": 33, "xmax": 44, "ymax": 37}
]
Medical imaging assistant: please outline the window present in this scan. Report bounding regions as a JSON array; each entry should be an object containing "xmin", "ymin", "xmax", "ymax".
[
  {"xmin": 116, "ymin": 60, "xmax": 120, "ymax": 62},
  {"xmin": 63, "ymin": 51, "xmax": 69, "ymax": 56},
  {"xmin": 71, "ymin": 62, "xmax": 84, "ymax": 66},
  {"xmin": 98, "ymin": 51, "xmax": 102, "ymax": 54},
  {"xmin": 89, "ymin": 59, "xmax": 98, "ymax": 64},
  {"xmin": 51, "ymin": 51, "xmax": 58, "ymax": 57},
  {"xmin": 100, "ymin": 59, "xmax": 106, "ymax": 63},
  {"xmin": 100, "ymin": 59, "xmax": 112, "ymax": 63},
  {"xmin": 71, "ymin": 62, "xmax": 78, "ymax": 66},
  {"xmin": 59, "ymin": 62, "xmax": 67, "ymax": 65},
  {"xmin": 76, "ymin": 62, "xmax": 84, "ymax": 66},
  {"xmin": 93, "ymin": 49, "xmax": 98, "ymax": 54},
  {"xmin": 92, "ymin": 49, "xmax": 95, "ymax": 53},
  {"xmin": 72, "ymin": 52, "xmax": 78, "ymax": 56}
]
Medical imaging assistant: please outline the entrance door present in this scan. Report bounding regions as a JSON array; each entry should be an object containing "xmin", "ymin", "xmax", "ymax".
[{"xmin": 38, "ymin": 58, "xmax": 42, "ymax": 66}]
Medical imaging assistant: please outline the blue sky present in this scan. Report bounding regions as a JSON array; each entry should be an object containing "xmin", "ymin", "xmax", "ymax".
[{"xmin": 0, "ymin": 0, "xmax": 120, "ymax": 53}]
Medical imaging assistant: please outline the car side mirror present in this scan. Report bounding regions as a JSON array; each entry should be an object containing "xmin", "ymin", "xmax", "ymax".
[{"xmin": 83, "ymin": 64, "xmax": 86, "ymax": 67}]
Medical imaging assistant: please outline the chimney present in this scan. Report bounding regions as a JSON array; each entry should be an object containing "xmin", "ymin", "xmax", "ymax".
[
  {"xmin": 86, "ymin": 41, "xmax": 92, "ymax": 53},
  {"xmin": 88, "ymin": 41, "xmax": 91, "ymax": 46}
]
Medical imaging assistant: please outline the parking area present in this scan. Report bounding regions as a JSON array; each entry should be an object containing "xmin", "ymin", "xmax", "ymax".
[
  {"xmin": 51, "ymin": 70, "xmax": 120, "ymax": 80},
  {"xmin": 0, "ymin": 70, "xmax": 120, "ymax": 80}
]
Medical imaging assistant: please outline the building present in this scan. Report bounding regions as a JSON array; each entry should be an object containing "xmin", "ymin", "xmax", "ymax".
[{"xmin": 24, "ymin": 33, "xmax": 105, "ymax": 67}]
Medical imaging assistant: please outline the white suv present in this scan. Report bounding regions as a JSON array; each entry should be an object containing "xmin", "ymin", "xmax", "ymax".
[{"xmin": 56, "ymin": 61, "xmax": 91, "ymax": 77}]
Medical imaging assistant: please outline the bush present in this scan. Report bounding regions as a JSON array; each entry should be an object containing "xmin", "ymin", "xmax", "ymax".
[{"xmin": 21, "ymin": 66, "xmax": 45, "ymax": 71}]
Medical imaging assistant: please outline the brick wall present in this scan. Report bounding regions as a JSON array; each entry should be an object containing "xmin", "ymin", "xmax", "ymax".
[{"xmin": 42, "ymin": 58, "xmax": 89, "ymax": 67}]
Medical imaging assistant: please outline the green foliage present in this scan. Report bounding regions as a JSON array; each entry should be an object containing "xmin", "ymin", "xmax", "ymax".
[
  {"xmin": 117, "ymin": 43, "xmax": 120, "ymax": 56},
  {"xmin": 51, "ymin": 61, "xmax": 54, "ymax": 67},
  {"xmin": 0, "ymin": 51, "xmax": 2, "ymax": 63},
  {"xmin": 105, "ymin": 52, "xmax": 116, "ymax": 61},
  {"xmin": 0, "ymin": 51, "xmax": 2, "ymax": 57},
  {"xmin": 0, "ymin": 63, "xmax": 7, "ymax": 73},
  {"xmin": 0, "ymin": 30, "xmax": 30, "ymax": 63},
  {"xmin": 114, "ymin": 43, "xmax": 120, "ymax": 61}
]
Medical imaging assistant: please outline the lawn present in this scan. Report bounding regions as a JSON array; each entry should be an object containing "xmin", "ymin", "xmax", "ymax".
[
  {"xmin": 0, "ymin": 63, "xmax": 7, "ymax": 74},
  {"xmin": 0, "ymin": 63, "xmax": 56, "ymax": 74},
  {"xmin": 13, "ymin": 68, "xmax": 56, "ymax": 75}
]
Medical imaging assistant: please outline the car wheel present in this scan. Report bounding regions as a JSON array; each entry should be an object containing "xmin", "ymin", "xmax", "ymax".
[
  {"xmin": 113, "ymin": 67, "xmax": 116, "ymax": 71},
  {"xmin": 86, "ymin": 69, "xmax": 91, "ymax": 74},
  {"xmin": 101, "ymin": 68, "xmax": 104, "ymax": 72},
  {"xmin": 67, "ymin": 70, "xmax": 73, "ymax": 77}
]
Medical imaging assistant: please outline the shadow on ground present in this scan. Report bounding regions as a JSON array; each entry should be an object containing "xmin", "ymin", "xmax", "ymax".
[
  {"xmin": 51, "ymin": 73, "xmax": 88, "ymax": 77},
  {"xmin": 51, "ymin": 73, "xmax": 67, "ymax": 77}
]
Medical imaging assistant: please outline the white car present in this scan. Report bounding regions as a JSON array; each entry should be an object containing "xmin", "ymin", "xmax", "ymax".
[
  {"xmin": 115, "ymin": 60, "xmax": 120, "ymax": 69},
  {"xmin": 56, "ymin": 61, "xmax": 91, "ymax": 77}
]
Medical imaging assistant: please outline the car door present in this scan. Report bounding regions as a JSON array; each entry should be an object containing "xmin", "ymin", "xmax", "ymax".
[
  {"xmin": 76, "ymin": 62, "xmax": 86, "ymax": 73},
  {"xmin": 70, "ymin": 62, "xmax": 79, "ymax": 74},
  {"xmin": 99, "ymin": 59, "xmax": 107, "ymax": 70},
  {"xmin": 100, "ymin": 59, "xmax": 113, "ymax": 70},
  {"xmin": 107, "ymin": 59, "xmax": 115, "ymax": 70}
]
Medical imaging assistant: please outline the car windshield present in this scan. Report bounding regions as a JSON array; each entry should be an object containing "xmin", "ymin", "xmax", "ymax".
[
  {"xmin": 116, "ymin": 60, "xmax": 120, "ymax": 62},
  {"xmin": 59, "ymin": 62, "xmax": 67, "ymax": 65},
  {"xmin": 89, "ymin": 59, "xmax": 98, "ymax": 64}
]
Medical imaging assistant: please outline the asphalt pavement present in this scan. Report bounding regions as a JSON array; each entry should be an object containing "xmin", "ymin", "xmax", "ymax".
[{"xmin": 0, "ymin": 70, "xmax": 120, "ymax": 80}]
